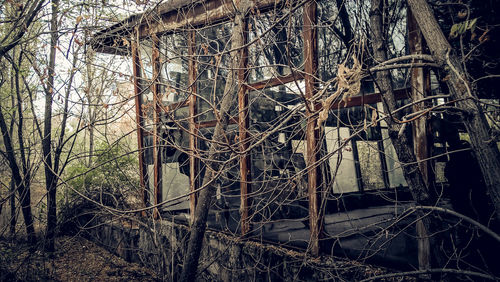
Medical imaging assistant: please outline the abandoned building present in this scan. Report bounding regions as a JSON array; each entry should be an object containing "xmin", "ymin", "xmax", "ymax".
[{"xmin": 89, "ymin": 0, "xmax": 498, "ymax": 279}]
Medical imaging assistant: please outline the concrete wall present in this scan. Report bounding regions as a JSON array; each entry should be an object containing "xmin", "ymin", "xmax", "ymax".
[{"xmin": 85, "ymin": 218, "xmax": 394, "ymax": 281}]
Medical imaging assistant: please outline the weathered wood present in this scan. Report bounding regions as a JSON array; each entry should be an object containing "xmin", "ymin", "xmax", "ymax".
[
  {"xmin": 408, "ymin": 9, "xmax": 432, "ymax": 186},
  {"xmin": 303, "ymin": 0, "xmax": 323, "ymax": 257},
  {"xmin": 408, "ymin": 9, "xmax": 432, "ymax": 276},
  {"xmin": 407, "ymin": 0, "xmax": 500, "ymax": 224},
  {"xmin": 131, "ymin": 42, "xmax": 148, "ymax": 211},
  {"xmin": 188, "ymin": 30, "xmax": 198, "ymax": 224}
]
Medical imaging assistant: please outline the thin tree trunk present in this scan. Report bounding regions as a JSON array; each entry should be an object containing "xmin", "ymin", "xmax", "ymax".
[
  {"xmin": 1, "ymin": 50, "xmax": 37, "ymax": 243},
  {"xmin": 369, "ymin": 0, "xmax": 436, "ymax": 277},
  {"xmin": 0, "ymin": 108, "xmax": 36, "ymax": 243},
  {"xmin": 407, "ymin": 0, "xmax": 500, "ymax": 225},
  {"xmin": 10, "ymin": 180, "xmax": 16, "ymax": 236},
  {"xmin": 43, "ymin": 0, "xmax": 59, "ymax": 252},
  {"xmin": 179, "ymin": 2, "xmax": 251, "ymax": 281},
  {"xmin": 88, "ymin": 123, "xmax": 94, "ymax": 167}
]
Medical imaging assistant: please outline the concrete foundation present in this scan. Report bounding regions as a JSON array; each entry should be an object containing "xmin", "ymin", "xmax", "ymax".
[{"xmin": 85, "ymin": 217, "xmax": 396, "ymax": 281}]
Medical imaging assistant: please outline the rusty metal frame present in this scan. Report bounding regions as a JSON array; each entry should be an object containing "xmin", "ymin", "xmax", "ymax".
[
  {"xmin": 131, "ymin": 42, "xmax": 148, "ymax": 213},
  {"xmin": 188, "ymin": 30, "xmax": 199, "ymax": 224},
  {"xmin": 124, "ymin": 0, "xmax": 428, "ymax": 256},
  {"xmin": 303, "ymin": 0, "xmax": 324, "ymax": 256},
  {"xmin": 152, "ymin": 35, "xmax": 162, "ymax": 218}
]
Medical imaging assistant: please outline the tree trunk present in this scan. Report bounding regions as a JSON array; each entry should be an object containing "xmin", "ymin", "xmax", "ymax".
[
  {"xmin": 369, "ymin": 0, "xmax": 437, "ymax": 276},
  {"xmin": 10, "ymin": 180, "xmax": 16, "ymax": 236},
  {"xmin": 179, "ymin": 2, "xmax": 251, "ymax": 281},
  {"xmin": 0, "ymin": 50, "xmax": 36, "ymax": 244},
  {"xmin": 407, "ymin": 0, "xmax": 500, "ymax": 224},
  {"xmin": 43, "ymin": 0, "xmax": 60, "ymax": 252},
  {"xmin": 0, "ymin": 109, "xmax": 36, "ymax": 244}
]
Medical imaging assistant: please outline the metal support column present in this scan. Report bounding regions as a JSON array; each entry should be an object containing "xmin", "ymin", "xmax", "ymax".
[
  {"xmin": 131, "ymin": 41, "xmax": 148, "ymax": 213},
  {"xmin": 188, "ymin": 30, "xmax": 199, "ymax": 224},
  {"xmin": 303, "ymin": 0, "xmax": 324, "ymax": 256},
  {"xmin": 152, "ymin": 35, "xmax": 162, "ymax": 218}
]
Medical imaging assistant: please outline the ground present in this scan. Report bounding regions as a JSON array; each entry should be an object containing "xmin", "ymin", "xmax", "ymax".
[{"xmin": 0, "ymin": 235, "xmax": 159, "ymax": 281}]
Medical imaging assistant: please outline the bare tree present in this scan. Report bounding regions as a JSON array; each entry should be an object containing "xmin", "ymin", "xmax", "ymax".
[{"xmin": 407, "ymin": 0, "xmax": 500, "ymax": 224}]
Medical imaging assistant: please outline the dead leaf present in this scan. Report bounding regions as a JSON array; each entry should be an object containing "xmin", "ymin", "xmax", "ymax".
[
  {"xmin": 371, "ymin": 109, "xmax": 378, "ymax": 126},
  {"xmin": 458, "ymin": 10, "xmax": 467, "ymax": 19},
  {"xmin": 479, "ymin": 28, "xmax": 490, "ymax": 43}
]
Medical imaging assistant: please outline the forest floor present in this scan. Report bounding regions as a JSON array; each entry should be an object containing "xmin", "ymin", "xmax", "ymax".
[
  {"xmin": 0, "ymin": 235, "xmax": 159, "ymax": 281},
  {"xmin": 0, "ymin": 178, "xmax": 159, "ymax": 281}
]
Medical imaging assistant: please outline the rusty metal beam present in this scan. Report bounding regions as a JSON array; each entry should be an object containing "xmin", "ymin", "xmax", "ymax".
[
  {"xmin": 303, "ymin": 0, "xmax": 323, "ymax": 257},
  {"xmin": 92, "ymin": 0, "xmax": 290, "ymax": 55},
  {"xmin": 238, "ymin": 17, "xmax": 251, "ymax": 237},
  {"xmin": 132, "ymin": 42, "xmax": 148, "ymax": 213},
  {"xmin": 327, "ymin": 88, "xmax": 410, "ymax": 111},
  {"xmin": 152, "ymin": 35, "xmax": 162, "ymax": 219},
  {"xmin": 188, "ymin": 30, "xmax": 198, "ymax": 224},
  {"xmin": 195, "ymin": 117, "xmax": 239, "ymax": 129},
  {"xmin": 246, "ymin": 73, "xmax": 304, "ymax": 91},
  {"xmin": 141, "ymin": 0, "xmax": 285, "ymax": 38}
]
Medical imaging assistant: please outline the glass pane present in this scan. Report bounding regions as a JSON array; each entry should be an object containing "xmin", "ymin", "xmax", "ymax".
[
  {"xmin": 248, "ymin": 7, "xmax": 303, "ymax": 83},
  {"xmin": 160, "ymin": 108, "xmax": 190, "ymax": 211},
  {"xmin": 357, "ymin": 140, "xmax": 385, "ymax": 190},
  {"xmin": 325, "ymin": 127, "xmax": 358, "ymax": 193},
  {"xmin": 249, "ymin": 81, "xmax": 309, "ymax": 230},
  {"xmin": 159, "ymin": 33, "xmax": 189, "ymax": 105},
  {"xmin": 195, "ymin": 22, "xmax": 236, "ymax": 122},
  {"xmin": 381, "ymin": 128, "xmax": 407, "ymax": 188},
  {"xmin": 249, "ymin": 81, "xmax": 305, "ymax": 129},
  {"xmin": 138, "ymin": 39, "xmax": 154, "ymax": 80},
  {"xmin": 138, "ymin": 39, "xmax": 154, "ymax": 131},
  {"xmin": 197, "ymin": 125, "xmax": 241, "ymax": 231}
]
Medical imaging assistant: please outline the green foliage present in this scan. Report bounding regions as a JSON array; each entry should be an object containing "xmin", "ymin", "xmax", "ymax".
[
  {"xmin": 59, "ymin": 142, "xmax": 139, "ymax": 235},
  {"xmin": 449, "ymin": 18, "xmax": 478, "ymax": 39},
  {"xmin": 65, "ymin": 141, "xmax": 139, "ymax": 207}
]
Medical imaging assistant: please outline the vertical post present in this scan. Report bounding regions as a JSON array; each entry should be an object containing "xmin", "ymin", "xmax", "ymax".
[
  {"xmin": 188, "ymin": 30, "xmax": 198, "ymax": 224},
  {"xmin": 131, "ymin": 41, "xmax": 148, "ymax": 211},
  {"xmin": 238, "ymin": 16, "xmax": 251, "ymax": 236},
  {"xmin": 408, "ymin": 8, "xmax": 432, "ymax": 185},
  {"xmin": 303, "ymin": 0, "xmax": 323, "ymax": 256},
  {"xmin": 152, "ymin": 35, "xmax": 162, "ymax": 218},
  {"xmin": 408, "ymin": 8, "xmax": 432, "ymax": 276}
]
